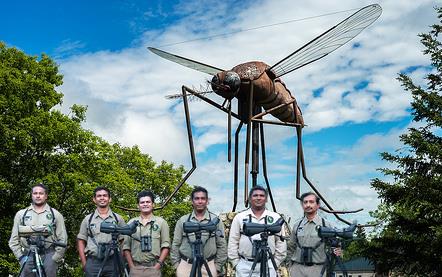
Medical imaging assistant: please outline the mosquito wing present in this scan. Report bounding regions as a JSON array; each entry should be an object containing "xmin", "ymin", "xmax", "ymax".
[
  {"xmin": 268, "ymin": 4, "xmax": 382, "ymax": 79},
  {"xmin": 165, "ymin": 83, "xmax": 214, "ymax": 101},
  {"xmin": 148, "ymin": 47, "xmax": 225, "ymax": 75}
]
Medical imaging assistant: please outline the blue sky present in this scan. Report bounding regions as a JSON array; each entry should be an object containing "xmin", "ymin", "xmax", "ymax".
[{"xmin": 1, "ymin": 0, "xmax": 438, "ymax": 225}]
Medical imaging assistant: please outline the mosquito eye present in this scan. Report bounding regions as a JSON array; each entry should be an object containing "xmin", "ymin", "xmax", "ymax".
[
  {"xmin": 224, "ymin": 71, "xmax": 240, "ymax": 93},
  {"xmin": 211, "ymin": 74, "xmax": 219, "ymax": 85}
]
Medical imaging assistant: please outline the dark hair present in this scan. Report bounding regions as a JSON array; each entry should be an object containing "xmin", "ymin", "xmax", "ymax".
[
  {"xmin": 300, "ymin": 192, "xmax": 320, "ymax": 204},
  {"xmin": 191, "ymin": 186, "xmax": 208, "ymax": 200},
  {"xmin": 137, "ymin": 190, "xmax": 155, "ymax": 203},
  {"xmin": 249, "ymin": 185, "xmax": 268, "ymax": 200},
  {"xmin": 31, "ymin": 183, "xmax": 48, "ymax": 194},
  {"xmin": 93, "ymin": 186, "xmax": 111, "ymax": 198}
]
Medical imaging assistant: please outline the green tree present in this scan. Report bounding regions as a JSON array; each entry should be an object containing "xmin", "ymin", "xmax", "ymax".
[
  {"xmin": 360, "ymin": 7, "xmax": 442, "ymax": 276},
  {"xmin": 0, "ymin": 42, "xmax": 193, "ymax": 276}
]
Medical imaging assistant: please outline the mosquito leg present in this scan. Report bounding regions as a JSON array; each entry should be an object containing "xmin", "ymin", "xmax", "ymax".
[
  {"xmin": 260, "ymin": 123, "xmax": 277, "ymax": 212},
  {"xmin": 228, "ymin": 101, "xmax": 232, "ymax": 162},
  {"xmin": 155, "ymin": 85, "xmax": 197, "ymax": 209},
  {"xmin": 296, "ymin": 127, "xmax": 351, "ymax": 224},
  {"xmin": 232, "ymin": 122, "xmax": 243, "ymax": 212},
  {"xmin": 244, "ymin": 82, "xmax": 255, "ymax": 207}
]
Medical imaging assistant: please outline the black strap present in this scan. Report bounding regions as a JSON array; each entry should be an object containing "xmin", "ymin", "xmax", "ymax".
[
  {"xmin": 21, "ymin": 207, "xmax": 55, "ymax": 226},
  {"xmin": 134, "ymin": 219, "xmax": 155, "ymax": 242},
  {"xmin": 88, "ymin": 210, "xmax": 119, "ymax": 246},
  {"xmin": 295, "ymin": 216, "xmax": 326, "ymax": 250},
  {"xmin": 183, "ymin": 211, "xmax": 217, "ymax": 249}
]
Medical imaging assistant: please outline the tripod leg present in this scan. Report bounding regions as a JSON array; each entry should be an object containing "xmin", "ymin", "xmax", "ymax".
[
  {"xmin": 201, "ymin": 259, "xmax": 213, "ymax": 277},
  {"xmin": 17, "ymin": 250, "xmax": 32, "ymax": 277},
  {"xmin": 248, "ymin": 259, "xmax": 260, "ymax": 277},
  {"xmin": 34, "ymin": 252, "xmax": 46, "ymax": 277},
  {"xmin": 189, "ymin": 258, "xmax": 197, "ymax": 277},
  {"xmin": 97, "ymin": 247, "xmax": 112, "ymax": 277},
  {"xmin": 267, "ymin": 249, "xmax": 279, "ymax": 277}
]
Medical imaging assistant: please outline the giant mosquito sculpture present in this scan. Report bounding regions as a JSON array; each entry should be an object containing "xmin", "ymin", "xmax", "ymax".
[{"xmin": 150, "ymin": 4, "xmax": 382, "ymax": 224}]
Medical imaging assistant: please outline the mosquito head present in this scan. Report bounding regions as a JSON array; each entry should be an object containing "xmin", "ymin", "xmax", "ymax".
[{"xmin": 211, "ymin": 71, "xmax": 240, "ymax": 100}]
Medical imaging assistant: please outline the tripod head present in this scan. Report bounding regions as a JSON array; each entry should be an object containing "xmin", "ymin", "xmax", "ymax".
[
  {"xmin": 18, "ymin": 225, "xmax": 51, "ymax": 237},
  {"xmin": 18, "ymin": 225, "xmax": 66, "ymax": 248},
  {"xmin": 242, "ymin": 217, "xmax": 284, "ymax": 237},
  {"xmin": 100, "ymin": 220, "xmax": 139, "ymax": 236},
  {"xmin": 183, "ymin": 217, "xmax": 220, "ymax": 234}
]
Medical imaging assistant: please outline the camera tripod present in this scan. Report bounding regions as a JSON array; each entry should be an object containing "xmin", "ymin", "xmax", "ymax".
[
  {"xmin": 18, "ymin": 236, "xmax": 66, "ymax": 277},
  {"xmin": 320, "ymin": 238, "xmax": 348, "ymax": 277},
  {"xmin": 96, "ymin": 233, "xmax": 129, "ymax": 277},
  {"xmin": 189, "ymin": 231, "xmax": 214, "ymax": 277},
  {"xmin": 248, "ymin": 232, "xmax": 279, "ymax": 277}
]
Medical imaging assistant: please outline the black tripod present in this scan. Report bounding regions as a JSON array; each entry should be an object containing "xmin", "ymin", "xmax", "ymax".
[
  {"xmin": 248, "ymin": 233, "xmax": 279, "ymax": 277},
  {"xmin": 18, "ymin": 236, "xmax": 66, "ymax": 277},
  {"xmin": 96, "ymin": 233, "xmax": 129, "ymax": 277},
  {"xmin": 189, "ymin": 231, "xmax": 213, "ymax": 277},
  {"xmin": 18, "ymin": 236, "xmax": 46, "ymax": 277},
  {"xmin": 321, "ymin": 239, "xmax": 348, "ymax": 277}
]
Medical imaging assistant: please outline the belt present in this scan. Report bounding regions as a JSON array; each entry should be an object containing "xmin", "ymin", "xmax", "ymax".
[
  {"xmin": 293, "ymin": 261, "xmax": 324, "ymax": 267},
  {"xmin": 134, "ymin": 260, "xmax": 158, "ymax": 267},
  {"xmin": 87, "ymin": 254, "xmax": 114, "ymax": 261},
  {"xmin": 181, "ymin": 254, "xmax": 216, "ymax": 264},
  {"xmin": 239, "ymin": 255, "xmax": 256, "ymax": 262}
]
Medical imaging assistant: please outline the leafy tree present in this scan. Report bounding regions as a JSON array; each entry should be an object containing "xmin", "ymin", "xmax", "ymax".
[
  {"xmin": 0, "ymin": 42, "xmax": 193, "ymax": 276},
  {"xmin": 360, "ymin": 7, "xmax": 442, "ymax": 276}
]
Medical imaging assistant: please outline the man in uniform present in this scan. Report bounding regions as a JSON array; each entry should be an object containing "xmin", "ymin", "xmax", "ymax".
[
  {"xmin": 77, "ymin": 186, "xmax": 126, "ymax": 277},
  {"xmin": 228, "ymin": 186, "xmax": 286, "ymax": 277},
  {"xmin": 9, "ymin": 183, "xmax": 67, "ymax": 277},
  {"xmin": 171, "ymin": 186, "xmax": 227, "ymax": 277},
  {"xmin": 123, "ymin": 190, "xmax": 170, "ymax": 277},
  {"xmin": 287, "ymin": 192, "xmax": 341, "ymax": 277}
]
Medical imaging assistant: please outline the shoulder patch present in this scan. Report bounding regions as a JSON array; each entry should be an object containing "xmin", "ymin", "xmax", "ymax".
[{"xmin": 153, "ymin": 223, "xmax": 159, "ymax": 231}]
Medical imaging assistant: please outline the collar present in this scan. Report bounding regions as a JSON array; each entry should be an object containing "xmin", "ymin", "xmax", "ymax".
[
  {"xmin": 136, "ymin": 214, "xmax": 157, "ymax": 226},
  {"xmin": 29, "ymin": 203, "xmax": 51, "ymax": 213},
  {"xmin": 190, "ymin": 209, "xmax": 210, "ymax": 222},
  {"xmin": 246, "ymin": 208, "xmax": 270, "ymax": 221},
  {"xmin": 301, "ymin": 214, "xmax": 322, "ymax": 226},
  {"xmin": 93, "ymin": 208, "xmax": 115, "ymax": 220}
]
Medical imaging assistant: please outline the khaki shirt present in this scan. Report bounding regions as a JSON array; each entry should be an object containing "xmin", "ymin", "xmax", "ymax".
[
  {"xmin": 227, "ymin": 209, "xmax": 287, "ymax": 268},
  {"xmin": 77, "ymin": 208, "xmax": 125, "ymax": 256},
  {"xmin": 287, "ymin": 214, "xmax": 332, "ymax": 264},
  {"xmin": 9, "ymin": 203, "xmax": 67, "ymax": 262},
  {"xmin": 123, "ymin": 215, "xmax": 170, "ymax": 263},
  {"xmin": 171, "ymin": 210, "xmax": 227, "ymax": 272}
]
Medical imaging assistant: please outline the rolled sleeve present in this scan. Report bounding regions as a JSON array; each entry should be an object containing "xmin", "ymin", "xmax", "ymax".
[
  {"xmin": 8, "ymin": 211, "xmax": 24, "ymax": 260},
  {"xmin": 160, "ymin": 220, "xmax": 170, "ymax": 249},
  {"xmin": 274, "ymin": 225, "xmax": 287, "ymax": 266},
  {"xmin": 227, "ymin": 215, "xmax": 241, "ymax": 268},
  {"xmin": 215, "ymin": 220, "xmax": 227, "ymax": 272},
  {"xmin": 77, "ymin": 217, "xmax": 89, "ymax": 242},
  {"xmin": 53, "ymin": 210, "xmax": 67, "ymax": 260},
  {"xmin": 122, "ymin": 234, "xmax": 132, "ymax": 251},
  {"xmin": 171, "ymin": 217, "xmax": 184, "ymax": 267}
]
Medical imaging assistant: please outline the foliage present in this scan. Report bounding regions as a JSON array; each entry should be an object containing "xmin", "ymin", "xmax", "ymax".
[
  {"xmin": 0, "ymin": 42, "xmax": 193, "ymax": 276},
  {"xmin": 358, "ymin": 7, "xmax": 442, "ymax": 276}
]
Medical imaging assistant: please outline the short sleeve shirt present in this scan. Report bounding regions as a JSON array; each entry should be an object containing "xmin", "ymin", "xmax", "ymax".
[
  {"xmin": 123, "ymin": 215, "xmax": 170, "ymax": 263},
  {"xmin": 77, "ymin": 208, "xmax": 125, "ymax": 256}
]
